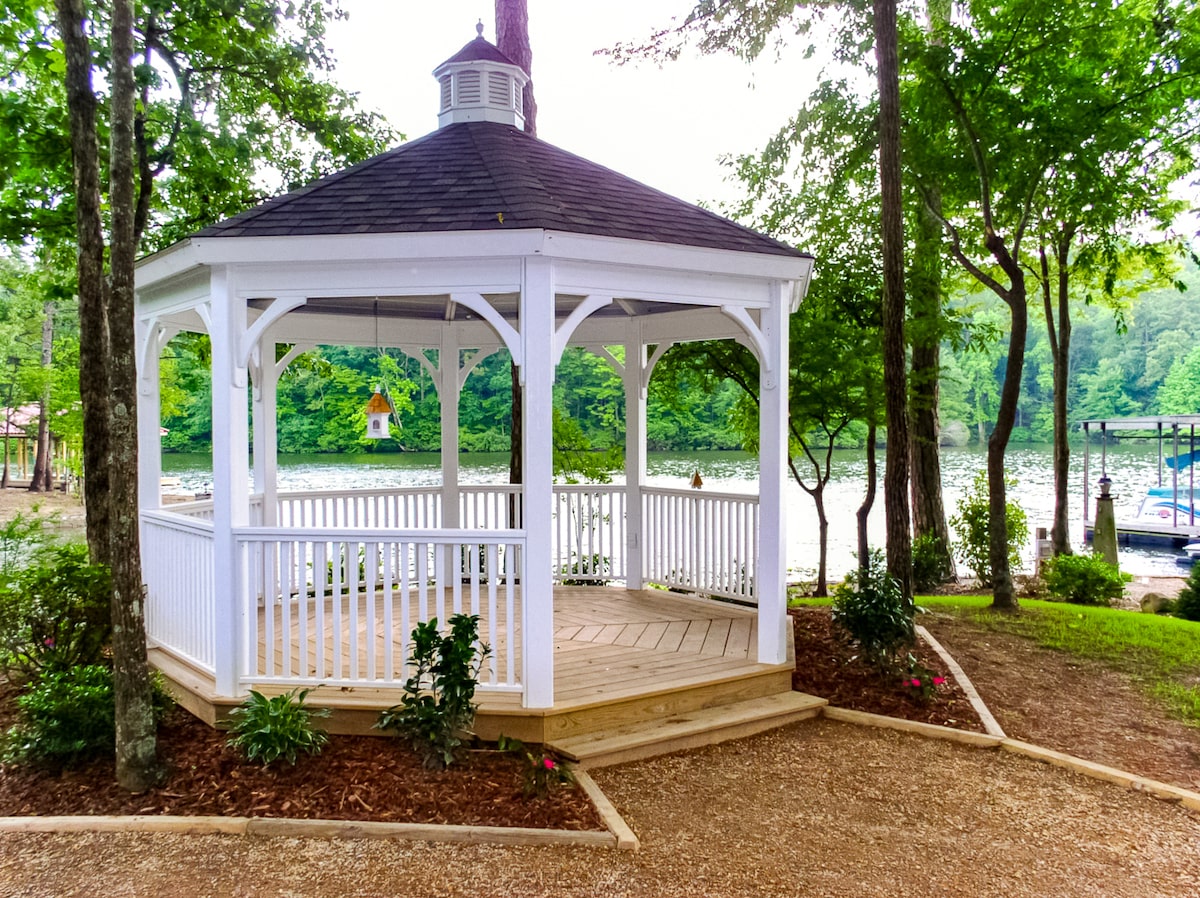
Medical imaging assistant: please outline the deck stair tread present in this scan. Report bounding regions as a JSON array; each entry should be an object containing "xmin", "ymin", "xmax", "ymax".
[{"xmin": 547, "ymin": 691, "xmax": 826, "ymax": 768}]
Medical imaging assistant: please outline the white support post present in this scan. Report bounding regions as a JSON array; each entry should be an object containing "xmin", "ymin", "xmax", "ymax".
[
  {"xmin": 439, "ymin": 326, "xmax": 461, "ymax": 529},
  {"xmin": 520, "ymin": 256, "xmax": 556, "ymax": 708},
  {"xmin": 136, "ymin": 319, "xmax": 163, "ymax": 512},
  {"xmin": 623, "ymin": 323, "xmax": 646, "ymax": 589},
  {"xmin": 209, "ymin": 269, "xmax": 251, "ymax": 696},
  {"xmin": 757, "ymin": 284, "xmax": 790, "ymax": 665},
  {"xmin": 251, "ymin": 341, "xmax": 279, "ymax": 526}
]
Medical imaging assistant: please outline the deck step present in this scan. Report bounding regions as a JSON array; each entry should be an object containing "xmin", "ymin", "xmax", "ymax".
[{"xmin": 547, "ymin": 691, "xmax": 827, "ymax": 769}]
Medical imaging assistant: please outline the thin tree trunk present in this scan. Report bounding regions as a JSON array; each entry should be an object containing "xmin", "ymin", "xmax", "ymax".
[
  {"xmin": 54, "ymin": 0, "xmax": 111, "ymax": 568},
  {"xmin": 814, "ymin": 487, "xmax": 829, "ymax": 597},
  {"xmin": 1042, "ymin": 234, "xmax": 1075, "ymax": 556},
  {"xmin": 857, "ymin": 422, "xmax": 878, "ymax": 572},
  {"xmin": 874, "ymin": 0, "xmax": 912, "ymax": 598},
  {"xmin": 109, "ymin": 0, "xmax": 161, "ymax": 792},
  {"xmin": 29, "ymin": 302, "xmax": 54, "ymax": 492}
]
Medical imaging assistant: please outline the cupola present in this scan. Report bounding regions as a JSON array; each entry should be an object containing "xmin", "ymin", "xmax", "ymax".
[{"xmin": 432, "ymin": 22, "xmax": 530, "ymax": 129}]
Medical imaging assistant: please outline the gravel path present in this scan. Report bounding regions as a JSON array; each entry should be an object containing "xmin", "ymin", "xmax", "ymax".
[{"xmin": 1, "ymin": 720, "xmax": 1196, "ymax": 898}]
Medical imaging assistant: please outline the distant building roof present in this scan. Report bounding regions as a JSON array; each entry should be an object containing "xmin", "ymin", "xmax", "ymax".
[
  {"xmin": 195, "ymin": 121, "xmax": 805, "ymax": 259},
  {"xmin": 437, "ymin": 31, "xmax": 521, "ymax": 68}
]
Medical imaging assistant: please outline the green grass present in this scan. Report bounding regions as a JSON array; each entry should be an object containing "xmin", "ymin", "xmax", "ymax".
[
  {"xmin": 789, "ymin": 589, "xmax": 1200, "ymax": 725},
  {"xmin": 919, "ymin": 595, "xmax": 1200, "ymax": 726}
]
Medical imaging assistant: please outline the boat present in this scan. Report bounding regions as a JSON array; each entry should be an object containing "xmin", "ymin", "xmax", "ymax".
[{"xmin": 1135, "ymin": 486, "xmax": 1200, "ymax": 524}]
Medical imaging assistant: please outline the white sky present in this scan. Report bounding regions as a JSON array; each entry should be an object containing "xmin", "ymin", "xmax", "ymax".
[{"xmin": 325, "ymin": 1, "xmax": 820, "ymax": 209}]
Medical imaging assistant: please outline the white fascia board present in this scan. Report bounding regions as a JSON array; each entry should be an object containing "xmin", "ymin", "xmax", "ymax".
[
  {"xmin": 555, "ymin": 261, "xmax": 773, "ymax": 308},
  {"xmin": 135, "ymin": 239, "xmax": 205, "ymax": 287},
  {"xmin": 572, "ymin": 307, "xmax": 744, "ymax": 346},
  {"xmin": 135, "ymin": 266, "xmax": 212, "ymax": 318},
  {"xmin": 231, "ymin": 257, "xmax": 523, "ymax": 298},
  {"xmin": 541, "ymin": 231, "xmax": 814, "ymax": 282},
  {"xmin": 194, "ymin": 230, "xmax": 547, "ymax": 267}
]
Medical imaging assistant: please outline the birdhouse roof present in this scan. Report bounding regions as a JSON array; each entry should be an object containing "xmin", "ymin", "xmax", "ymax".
[
  {"xmin": 194, "ymin": 121, "xmax": 806, "ymax": 259},
  {"xmin": 365, "ymin": 392, "xmax": 392, "ymax": 414}
]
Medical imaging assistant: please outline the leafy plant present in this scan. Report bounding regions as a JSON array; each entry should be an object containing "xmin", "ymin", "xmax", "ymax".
[
  {"xmin": 497, "ymin": 735, "xmax": 576, "ymax": 799},
  {"xmin": 376, "ymin": 614, "xmax": 490, "ymax": 769},
  {"xmin": 1174, "ymin": 563, "xmax": 1200, "ymax": 622},
  {"xmin": 903, "ymin": 660, "xmax": 947, "ymax": 701},
  {"xmin": 1041, "ymin": 553, "xmax": 1128, "ymax": 606},
  {"xmin": 226, "ymin": 687, "xmax": 330, "ymax": 767},
  {"xmin": 950, "ymin": 471, "xmax": 1029, "ymax": 586},
  {"xmin": 559, "ymin": 553, "xmax": 611, "ymax": 586},
  {"xmin": 3, "ymin": 665, "xmax": 171, "ymax": 767},
  {"xmin": 911, "ymin": 533, "xmax": 951, "ymax": 593},
  {"xmin": 0, "ymin": 543, "xmax": 112, "ymax": 682},
  {"xmin": 831, "ymin": 550, "xmax": 915, "ymax": 671}
]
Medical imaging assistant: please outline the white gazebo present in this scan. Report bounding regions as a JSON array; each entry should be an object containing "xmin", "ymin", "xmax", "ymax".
[{"xmin": 134, "ymin": 30, "xmax": 818, "ymax": 751}]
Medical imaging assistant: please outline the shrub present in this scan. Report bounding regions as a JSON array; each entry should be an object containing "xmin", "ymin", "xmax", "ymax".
[
  {"xmin": 912, "ymin": 533, "xmax": 952, "ymax": 593},
  {"xmin": 497, "ymin": 735, "xmax": 576, "ymax": 799},
  {"xmin": 831, "ymin": 550, "xmax": 915, "ymax": 671},
  {"xmin": 226, "ymin": 687, "xmax": 330, "ymax": 767},
  {"xmin": 1042, "ymin": 553, "xmax": 1128, "ymax": 606},
  {"xmin": 0, "ymin": 543, "xmax": 112, "ymax": 682},
  {"xmin": 376, "ymin": 614, "xmax": 490, "ymax": 769},
  {"xmin": 1174, "ymin": 564, "xmax": 1200, "ymax": 622},
  {"xmin": 949, "ymin": 471, "xmax": 1029, "ymax": 586},
  {"xmin": 3, "ymin": 665, "xmax": 171, "ymax": 767}
]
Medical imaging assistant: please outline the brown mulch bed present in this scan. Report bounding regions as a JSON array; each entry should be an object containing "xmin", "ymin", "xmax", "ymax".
[
  {"xmin": 789, "ymin": 606, "xmax": 985, "ymax": 731},
  {"xmin": 0, "ymin": 689, "xmax": 602, "ymax": 829}
]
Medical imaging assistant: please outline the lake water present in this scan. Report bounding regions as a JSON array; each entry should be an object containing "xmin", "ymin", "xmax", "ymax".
[{"xmin": 161, "ymin": 441, "xmax": 1195, "ymax": 578}]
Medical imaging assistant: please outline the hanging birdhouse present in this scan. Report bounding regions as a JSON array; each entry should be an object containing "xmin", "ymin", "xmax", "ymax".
[
  {"xmin": 690, "ymin": 470, "xmax": 703, "ymax": 489},
  {"xmin": 365, "ymin": 388, "xmax": 392, "ymax": 440}
]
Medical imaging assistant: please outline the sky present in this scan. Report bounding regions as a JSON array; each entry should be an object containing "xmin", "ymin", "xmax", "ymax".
[{"xmin": 325, "ymin": 1, "xmax": 820, "ymax": 210}]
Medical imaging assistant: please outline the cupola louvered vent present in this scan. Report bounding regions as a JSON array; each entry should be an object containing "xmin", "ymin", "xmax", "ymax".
[
  {"xmin": 488, "ymin": 72, "xmax": 512, "ymax": 109},
  {"xmin": 432, "ymin": 25, "xmax": 529, "ymax": 129}
]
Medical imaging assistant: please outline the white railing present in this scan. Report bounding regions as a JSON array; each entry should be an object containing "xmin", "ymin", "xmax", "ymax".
[
  {"xmin": 142, "ymin": 510, "xmax": 216, "ymax": 673},
  {"xmin": 643, "ymin": 487, "xmax": 759, "ymax": 603},
  {"xmin": 553, "ymin": 485, "xmax": 626, "ymax": 583},
  {"xmin": 276, "ymin": 487, "xmax": 441, "ymax": 529},
  {"xmin": 234, "ymin": 527, "xmax": 524, "ymax": 693},
  {"xmin": 460, "ymin": 484, "xmax": 523, "ymax": 529}
]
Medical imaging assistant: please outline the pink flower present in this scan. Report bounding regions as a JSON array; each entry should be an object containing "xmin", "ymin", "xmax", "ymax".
[
  {"xmin": 910, "ymin": 678, "xmax": 922, "ymax": 688},
  {"xmin": 42, "ymin": 638, "xmax": 55, "ymax": 648},
  {"xmin": 542, "ymin": 757, "xmax": 556, "ymax": 770},
  {"xmin": 933, "ymin": 677, "xmax": 947, "ymax": 686}
]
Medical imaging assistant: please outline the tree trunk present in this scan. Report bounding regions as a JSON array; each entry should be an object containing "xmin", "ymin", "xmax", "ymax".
[
  {"xmin": 908, "ymin": 197, "xmax": 955, "ymax": 583},
  {"xmin": 874, "ymin": 0, "xmax": 912, "ymax": 598},
  {"xmin": 29, "ymin": 302, "xmax": 54, "ymax": 492},
  {"xmin": 813, "ymin": 487, "xmax": 829, "ymax": 597},
  {"xmin": 1042, "ymin": 235, "xmax": 1075, "ymax": 556},
  {"xmin": 988, "ymin": 273, "xmax": 1028, "ymax": 611},
  {"xmin": 55, "ymin": 0, "xmax": 111, "ymax": 568},
  {"xmin": 496, "ymin": 0, "xmax": 536, "ymax": 504},
  {"xmin": 857, "ymin": 421, "xmax": 878, "ymax": 573},
  {"xmin": 108, "ymin": 0, "xmax": 161, "ymax": 792}
]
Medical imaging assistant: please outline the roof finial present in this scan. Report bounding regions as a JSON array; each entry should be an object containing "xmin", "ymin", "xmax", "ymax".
[{"xmin": 476, "ymin": 19, "xmax": 484, "ymax": 38}]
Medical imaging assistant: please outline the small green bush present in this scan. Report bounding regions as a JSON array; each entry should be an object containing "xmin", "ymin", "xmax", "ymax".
[
  {"xmin": 226, "ymin": 687, "xmax": 330, "ymax": 767},
  {"xmin": 1174, "ymin": 564, "xmax": 1200, "ymax": 622},
  {"xmin": 3, "ymin": 665, "xmax": 171, "ymax": 767},
  {"xmin": 376, "ymin": 614, "xmax": 490, "ymax": 769},
  {"xmin": 1042, "ymin": 553, "xmax": 1128, "ymax": 606},
  {"xmin": 0, "ymin": 543, "xmax": 112, "ymax": 681},
  {"xmin": 831, "ymin": 550, "xmax": 915, "ymax": 671},
  {"xmin": 950, "ymin": 471, "xmax": 1029, "ymax": 586},
  {"xmin": 912, "ymin": 533, "xmax": 952, "ymax": 592},
  {"xmin": 497, "ymin": 735, "xmax": 576, "ymax": 799}
]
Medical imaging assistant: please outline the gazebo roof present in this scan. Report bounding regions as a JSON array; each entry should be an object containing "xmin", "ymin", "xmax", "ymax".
[{"xmin": 195, "ymin": 121, "xmax": 805, "ymax": 259}]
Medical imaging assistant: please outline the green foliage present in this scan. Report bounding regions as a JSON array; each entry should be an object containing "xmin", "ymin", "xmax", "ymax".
[
  {"xmin": 497, "ymin": 735, "xmax": 576, "ymax": 799},
  {"xmin": 3, "ymin": 665, "xmax": 171, "ymax": 767},
  {"xmin": 1174, "ymin": 564, "xmax": 1200, "ymax": 622},
  {"xmin": 950, "ymin": 471, "xmax": 1029, "ymax": 586},
  {"xmin": 911, "ymin": 533, "xmax": 951, "ymax": 593},
  {"xmin": 226, "ymin": 687, "xmax": 330, "ymax": 767},
  {"xmin": 831, "ymin": 551, "xmax": 915, "ymax": 671},
  {"xmin": 376, "ymin": 615, "xmax": 490, "ymax": 770},
  {"xmin": 903, "ymin": 661, "xmax": 947, "ymax": 702},
  {"xmin": 0, "ymin": 542, "xmax": 112, "ymax": 682},
  {"xmin": 1041, "ymin": 553, "xmax": 1128, "ymax": 606}
]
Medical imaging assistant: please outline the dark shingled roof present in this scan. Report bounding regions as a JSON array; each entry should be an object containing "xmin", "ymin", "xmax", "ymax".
[
  {"xmin": 437, "ymin": 34, "xmax": 520, "ymax": 68},
  {"xmin": 195, "ymin": 121, "xmax": 805, "ymax": 258}
]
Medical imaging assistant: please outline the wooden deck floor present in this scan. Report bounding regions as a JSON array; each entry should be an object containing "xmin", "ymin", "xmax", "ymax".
[{"xmin": 153, "ymin": 586, "xmax": 795, "ymax": 743}]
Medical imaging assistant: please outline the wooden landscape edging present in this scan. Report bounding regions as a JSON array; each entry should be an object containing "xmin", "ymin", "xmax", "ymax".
[{"xmin": 0, "ymin": 769, "xmax": 639, "ymax": 850}]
